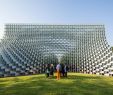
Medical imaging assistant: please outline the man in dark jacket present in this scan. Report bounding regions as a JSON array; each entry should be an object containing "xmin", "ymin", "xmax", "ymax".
[
  {"xmin": 61, "ymin": 64, "xmax": 65, "ymax": 77},
  {"xmin": 45, "ymin": 64, "xmax": 50, "ymax": 78},
  {"xmin": 50, "ymin": 64, "xmax": 54, "ymax": 76},
  {"xmin": 64, "ymin": 64, "xmax": 69, "ymax": 77}
]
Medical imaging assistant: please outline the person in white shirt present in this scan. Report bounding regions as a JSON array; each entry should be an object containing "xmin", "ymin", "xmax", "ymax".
[{"xmin": 56, "ymin": 63, "xmax": 61, "ymax": 80}]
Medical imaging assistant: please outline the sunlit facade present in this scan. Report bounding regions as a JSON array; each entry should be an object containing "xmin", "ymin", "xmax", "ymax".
[{"xmin": 0, "ymin": 24, "xmax": 113, "ymax": 77}]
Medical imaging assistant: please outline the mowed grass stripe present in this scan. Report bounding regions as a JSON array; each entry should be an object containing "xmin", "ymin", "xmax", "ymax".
[{"xmin": 0, "ymin": 73, "xmax": 113, "ymax": 95}]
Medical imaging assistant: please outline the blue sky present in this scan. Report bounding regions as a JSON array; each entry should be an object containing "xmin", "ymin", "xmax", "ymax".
[{"xmin": 0, "ymin": 0, "xmax": 113, "ymax": 46}]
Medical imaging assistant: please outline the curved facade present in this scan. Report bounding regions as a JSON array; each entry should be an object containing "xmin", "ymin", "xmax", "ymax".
[{"xmin": 0, "ymin": 24, "xmax": 113, "ymax": 77}]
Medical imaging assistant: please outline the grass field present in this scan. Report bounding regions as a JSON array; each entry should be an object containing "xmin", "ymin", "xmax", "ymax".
[{"xmin": 0, "ymin": 73, "xmax": 113, "ymax": 95}]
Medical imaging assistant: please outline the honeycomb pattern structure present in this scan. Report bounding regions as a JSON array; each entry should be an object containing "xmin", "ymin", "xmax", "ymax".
[{"xmin": 0, "ymin": 24, "xmax": 113, "ymax": 77}]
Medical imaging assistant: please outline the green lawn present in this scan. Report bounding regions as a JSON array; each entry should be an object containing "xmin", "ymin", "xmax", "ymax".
[{"xmin": 0, "ymin": 73, "xmax": 113, "ymax": 95}]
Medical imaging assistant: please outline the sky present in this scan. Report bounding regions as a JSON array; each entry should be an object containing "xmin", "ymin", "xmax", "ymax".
[{"xmin": 0, "ymin": 0, "xmax": 113, "ymax": 46}]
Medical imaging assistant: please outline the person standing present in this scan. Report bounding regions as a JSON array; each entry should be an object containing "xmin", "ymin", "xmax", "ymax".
[
  {"xmin": 50, "ymin": 64, "xmax": 54, "ymax": 77},
  {"xmin": 45, "ymin": 64, "xmax": 50, "ymax": 78},
  {"xmin": 56, "ymin": 63, "xmax": 61, "ymax": 80},
  {"xmin": 64, "ymin": 64, "xmax": 69, "ymax": 77},
  {"xmin": 61, "ymin": 64, "xmax": 65, "ymax": 77}
]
